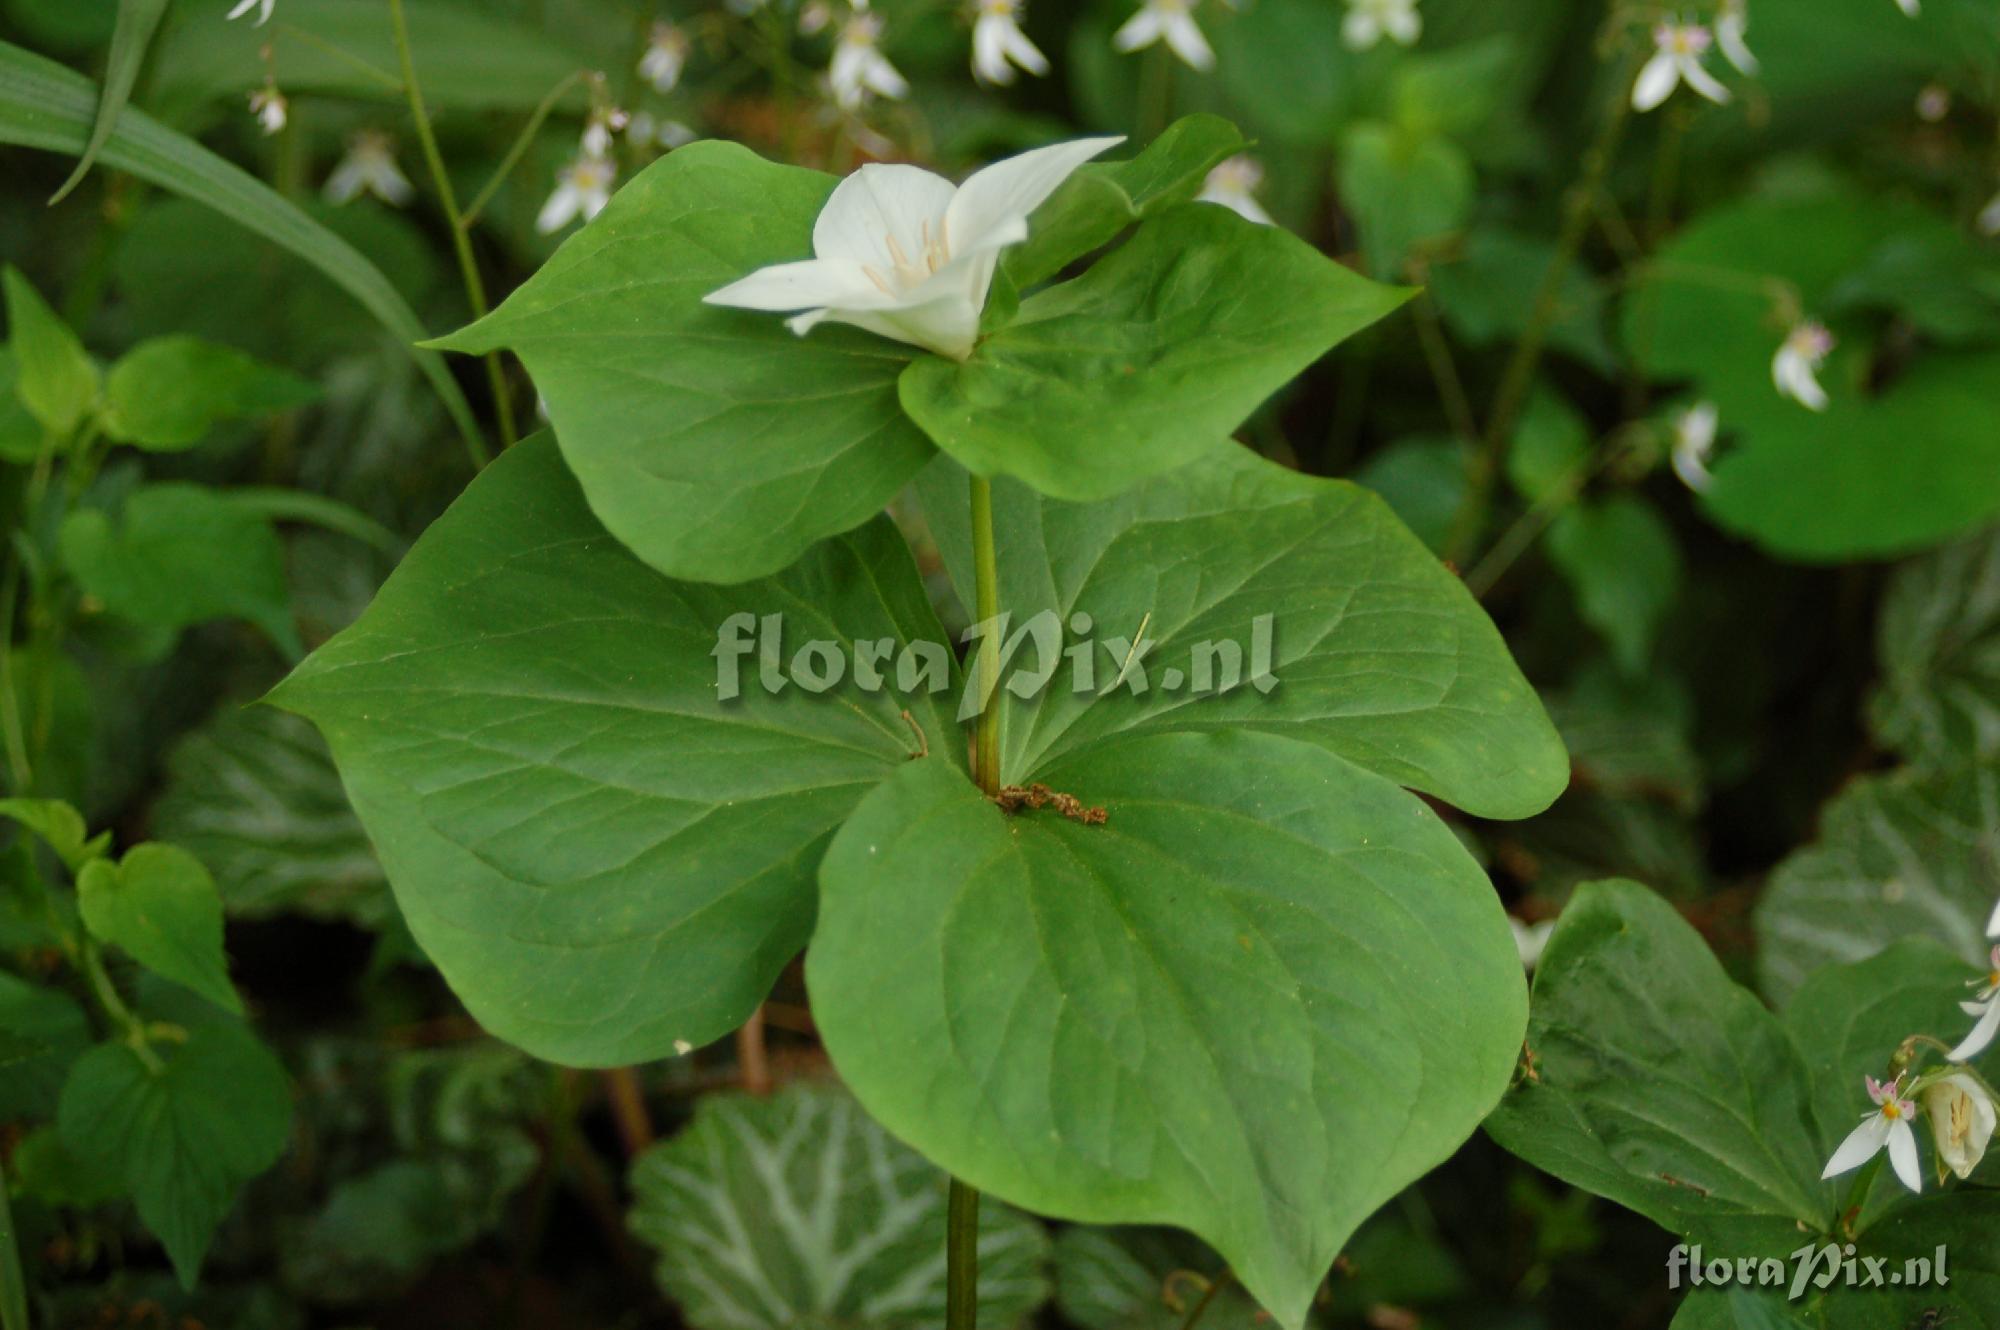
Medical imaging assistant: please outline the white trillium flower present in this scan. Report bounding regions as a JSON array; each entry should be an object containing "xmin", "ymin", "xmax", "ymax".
[
  {"xmin": 1342, "ymin": 0, "xmax": 1421, "ymax": 52},
  {"xmin": 1670, "ymin": 401, "xmax": 1719, "ymax": 492},
  {"xmin": 226, "ymin": 0, "xmax": 275, "ymax": 24},
  {"xmin": 830, "ymin": 12, "xmax": 909, "ymax": 110},
  {"xmin": 325, "ymin": 132, "xmax": 414, "ymax": 207},
  {"xmin": 1823, "ymin": 1073, "xmax": 1925, "ymax": 1193},
  {"xmin": 248, "ymin": 83, "xmax": 288, "ymax": 137},
  {"xmin": 1197, "ymin": 155, "xmax": 1274, "ymax": 226},
  {"xmin": 1113, "ymin": 0, "xmax": 1214, "ymax": 73},
  {"xmin": 705, "ymin": 135, "xmax": 1123, "ymax": 360},
  {"xmin": 1633, "ymin": 21, "xmax": 1731, "ymax": 112},
  {"xmin": 1948, "ymin": 946, "xmax": 2000, "ymax": 1063},
  {"xmin": 538, "ymin": 155, "xmax": 618, "ymax": 234},
  {"xmin": 972, "ymin": 0, "xmax": 1049, "ymax": 86},
  {"xmin": 1980, "ymin": 190, "xmax": 2000, "ymax": 238},
  {"xmin": 1772, "ymin": 321, "xmax": 1835, "ymax": 411},
  {"xmin": 1510, "ymin": 917, "xmax": 1554, "ymax": 971},
  {"xmin": 1920, "ymin": 1072, "xmax": 1996, "ymax": 1180},
  {"xmin": 1715, "ymin": 0, "xmax": 1758, "ymax": 76},
  {"xmin": 640, "ymin": 23, "xmax": 691, "ymax": 93}
]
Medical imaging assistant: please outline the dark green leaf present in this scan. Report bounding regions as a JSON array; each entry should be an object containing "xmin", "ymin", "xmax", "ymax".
[
  {"xmin": 1545, "ymin": 494, "xmax": 1683, "ymax": 676},
  {"xmin": 103, "ymin": 336, "xmax": 320, "ymax": 451},
  {"xmin": 1335, "ymin": 124, "xmax": 1473, "ymax": 279},
  {"xmin": 77, "ymin": 843, "xmax": 242, "ymax": 1015},
  {"xmin": 0, "ymin": 796, "xmax": 104, "ymax": 872},
  {"xmin": 48, "ymin": 0, "xmax": 169, "ymax": 204},
  {"xmin": 1869, "ymin": 524, "xmax": 2000, "ymax": 773},
  {"xmin": 2, "ymin": 265, "xmax": 97, "ymax": 436},
  {"xmin": 0, "ymin": 969, "xmax": 90, "ymax": 1120}
]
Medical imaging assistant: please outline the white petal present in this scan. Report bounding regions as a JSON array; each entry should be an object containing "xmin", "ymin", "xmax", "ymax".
[
  {"xmin": 812, "ymin": 163, "xmax": 957, "ymax": 269},
  {"xmin": 810, "ymin": 295, "xmax": 981, "ymax": 360},
  {"xmin": 1342, "ymin": 10, "xmax": 1380, "ymax": 49},
  {"xmin": 1823, "ymin": 1114, "xmax": 1891, "ymax": 1177},
  {"xmin": 1003, "ymin": 23, "xmax": 1050, "ymax": 75},
  {"xmin": 864, "ymin": 49, "xmax": 909, "ymax": 99},
  {"xmin": 324, "ymin": 161, "xmax": 366, "ymax": 205},
  {"xmin": 973, "ymin": 19, "xmax": 1015, "ymax": 84},
  {"xmin": 704, "ymin": 258, "xmax": 892, "ymax": 312},
  {"xmin": 1678, "ymin": 54, "xmax": 1732, "ymax": 104},
  {"xmin": 946, "ymin": 136, "xmax": 1124, "ymax": 257},
  {"xmin": 1112, "ymin": 9, "xmax": 1163, "ymax": 52},
  {"xmin": 1948, "ymin": 998, "xmax": 2000, "ymax": 1062},
  {"xmin": 1385, "ymin": 7, "xmax": 1421, "ymax": 44},
  {"xmin": 1896, "ymin": 0, "xmax": 1920, "ymax": 15},
  {"xmin": 1988, "ymin": 896, "xmax": 2000, "ymax": 936},
  {"xmin": 1163, "ymin": 11, "xmax": 1215, "ymax": 69},
  {"xmin": 1717, "ymin": 18, "xmax": 1759, "ymax": 75},
  {"xmin": 1886, "ymin": 1119, "xmax": 1924, "ymax": 1193},
  {"xmin": 537, "ymin": 183, "xmax": 582, "ymax": 234},
  {"xmin": 1632, "ymin": 52, "xmax": 1679, "ymax": 111}
]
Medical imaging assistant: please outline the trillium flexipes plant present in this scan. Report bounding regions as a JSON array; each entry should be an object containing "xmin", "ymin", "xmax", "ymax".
[{"xmin": 281, "ymin": 117, "xmax": 1569, "ymax": 1330}]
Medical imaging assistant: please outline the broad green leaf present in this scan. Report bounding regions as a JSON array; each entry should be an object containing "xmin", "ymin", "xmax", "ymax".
[
  {"xmin": 807, "ymin": 731, "xmax": 1530, "ymax": 1329},
  {"xmin": 1546, "ymin": 664, "xmax": 1703, "ymax": 814},
  {"xmin": 1670, "ymin": 1290, "xmax": 1818, "ymax": 1330},
  {"xmin": 434, "ymin": 141, "xmax": 933, "ymax": 585},
  {"xmin": 1627, "ymin": 193, "xmax": 2000, "ymax": 560},
  {"xmin": 48, "ymin": 0, "xmax": 169, "ymax": 204},
  {"xmin": 1335, "ymin": 124, "xmax": 1473, "ymax": 279},
  {"xmin": 901, "ymin": 206, "xmax": 1410, "ymax": 504},
  {"xmin": 1392, "ymin": 38, "xmax": 1517, "ymax": 140},
  {"xmin": 1485, "ymin": 881, "xmax": 1831, "ymax": 1255},
  {"xmin": 273, "ymin": 434, "xmax": 962, "ymax": 1066},
  {"xmin": 1003, "ymin": 114, "xmax": 1250, "ymax": 290},
  {"xmin": 1, "ymin": 266, "xmax": 97, "ymax": 437},
  {"xmin": 917, "ymin": 450, "xmax": 1569, "ymax": 821},
  {"xmin": 1352, "ymin": 435, "xmax": 1468, "ymax": 555},
  {"xmin": 149, "ymin": 0, "xmax": 594, "ymax": 118},
  {"xmin": 103, "ymin": 336, "xmax": 321, "ymax": 451},
  {"xmin": 57, "ymin": 1024, "xmax": 291, "ymax": 1288},
  {"xmin": 8, "ymin": 1125, "xmax": 123, "ymax": 1209},
  {"xmin": 1754, "ymin": 763, "xmax": 1998, "ymax": 1004},
  {"xmin": 0, "ymin": 348, "xmax": 42, "ymax": 464},
  {"xmin": 1213, "ymin": 0, "xmax": 1353, "ymax": 148},
  {"xmin": 149, "ymin": 706, "xmax": 391, "ymax": 927},
  {"xmin": 0, "ymin": 969, "xmax": 90, "ymax": 1119},
  {"xmin": 1505, "ymin": 387, "xmax": 1591, "ymax": 504},
  {"xmin": 628, "ymin": 1082, "xmax": 1051, "ymax": 1330},
  {"xmin": 0, "ymin": 796, "xmax": 105, "ymax": 872},
  {"xmin": 77, "ymin": 843, "xmax": 241, "ymax": 1015},
  {"xmin": 61, "ymin": 484, "xmax": 300, "ymax": 656},
  {"xmin": 1429, "ymin": 228, "xmax": 1614, "ymax": 375},
  {"xmin": 1869, "ymin": 525, "xmax": 2000, "ymax": 773},
  {"xmin": 1545, "ymin": 494, "xmax": 1683, "ymax": 677},
  {"xmin": 1811, "ymin": 1192, "xmax": 2000, "ymax": 1327},
  {"xmin": 0, "ymin": 39, "xmax": 482, "ymax": 458}
]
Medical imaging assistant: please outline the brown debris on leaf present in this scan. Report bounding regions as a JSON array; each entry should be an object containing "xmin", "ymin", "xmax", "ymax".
[{"xmin": 993, "ymin": 782, "xmax": 1108, "ymax": 825}]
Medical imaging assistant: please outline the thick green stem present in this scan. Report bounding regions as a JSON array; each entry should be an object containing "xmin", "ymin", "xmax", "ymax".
[
  {"xmin": 1441, "ymin": 58, "xmax": 1636, "ymax": 565},
  {"xmin": 389, "ymin": 0, "xmax": 509, "ymax": 460},
  {"xmin": 946, "ymin": 1177, "xmax": 980, "ymax": 1330},
  {"xmin": 970, "ymin": 475, "xmax": 1001, "ymax": 796}
]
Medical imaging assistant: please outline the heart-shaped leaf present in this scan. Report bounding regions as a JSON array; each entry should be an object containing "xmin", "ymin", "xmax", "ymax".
[
  {"xmin": 274, "ymin": 434, "xmax": 961, "ymax": 1066},
  {"xmin": 434, "ymin": 142, "xmax": 934, "ymax": 585},
  {"xmin": 807, "ymin": 730, "xmax": 1529, "ymax": 1328},
  {"xmin": 77, "ymin": 843, "xmax": 241, "ymax": 1015},
  {"xmin": 902, "ymin": 207, "xmax": 1409, "ymax": 504},
  {"xmin": 102, "ymin": 335, "xmax": 320, "ymax": 451}
]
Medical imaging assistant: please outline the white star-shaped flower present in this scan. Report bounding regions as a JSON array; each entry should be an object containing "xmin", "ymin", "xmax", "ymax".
[
  {"xmin": 1823, "ymin": 1073, "xmax": 1924, "ymax": 1193},
  {"xmin": 830, "ymin": 12, "xmax": 909, "ymax": 109},
  {"xmin": 1113, "ymin": 0, "xmax": 1214, "ymax": 73},
  {"xmin": 1197, "ymin": 155, "xmax": 1274, "ymax": 226},
  {"xmin": 705, "ymin": 135, "xmax": 1123, "ymax": 360},
  {"xmin": 972, "ymin": 0, "xmax": 1049, "ymax": 86},
  {"xmin": 1342, "ymin": 0, "xmax": 1421, "ymax": 52},
  {"xmin": 1948, "ymin": 945, "xmax": 2000, "ymax": 1063},
  {"xmin": 1633, "ymin": 21, "xmax": 1730, "ymax": 111},
  {"xmin": 248, "ymin": 82, "xmax": 287, "ymax": 137},
  {"xmin": 640, "ymin": 23, "xmax": 691, "ymax": 93},
  {"xmin": 1772, "ymin": 321, "xmax": 1834, "ymax": 411},
  {"xmin": 538, "ymin": 155, "xmax": 618, "ymax": 234},
  {"xmin": 226, "ymin": 0, "xmax": 275, "ymax": 25},
  {"xmin": 325, "ymin": 131, "xmax": 414, "ymax": 207},
  {"xmin": 1670, "ymin": 401, "xmax": 1719, "ymax": 492}
]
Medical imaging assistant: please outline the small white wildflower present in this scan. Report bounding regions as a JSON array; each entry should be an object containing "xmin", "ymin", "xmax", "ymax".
[
  {"xmin": 1197, "ymin": 155, "xmax": 1274, "ymax": 226},
  {"xmin": 248, "ymin": 82, "xmax": 287, "ymax": 137},
  {"xmin": 1670, "ymin": 401, "xmax": 1719, "ymax": 492},
  {"xmin": 324, "ymin": 131, "xmax": 414, "ymax": 207},
  {"xmin": 1916, "ymin": 84, "xmax": 1951, "ymax": 122},
  {"xmin": 226, "ymin": 0, "xmax": 275, "ymax": 24},
  {"xmin": 830, "ymin": 12, "xmax": 909, "ymax": 110},
  {"xmin": 1823, "ymin": 1073, "xmax": 1924, "ymax": 1194},
  {"xmin": 971, "ymin": 0, "xmax": 1049, "ymax": 86},
  {"xmin": 1919, "ymin": 1072, "xmax": 1996, "ymax": 1180},
  {"xmin": 1771, "ymin": 321, "xmax": 1834, "ymax": 411},
  {"xmin": 581, "ymin": 107, "xmax": 629, "ymax": 160},
  {"xmin": 628, "ymin": 112, "xmax": 698, "ymax": 151},
  {"xmin": 1715, "ymin": 0, "xmax": 1758, "ymax": 76},
  {"xmin": 639, "ymin": 22, "xmax": 691, "ymax": 93},
  {"xmin": 1632, "ymin": 21, "xmax": 1731, "ymax": 112},
  {"xmin": 1342, "ymin": 0, "xmax": 1421, "ymax": 52},
  {"xmin": 1113, "ymin": 0, "xmax": 1214, "ymax": 73},
  {"xmin": 1948, "ymin": 945, "xmax": 2000, "ymax": 1063},
  {"xmin": 800, "ymin": 1, "xmax": 835, "ymax": 36},
  {"xmin": 537, "ymin": 155, "xmax": 618, "ymax": 234},
  {"xmin": 1510, "ymin": 917, "xmax": 1554, "ymax": 971}
]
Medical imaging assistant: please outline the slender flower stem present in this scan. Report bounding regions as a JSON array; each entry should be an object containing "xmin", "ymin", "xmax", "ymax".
[
  {"xmin": 460, "ymin": 70, "xmax": 591, "ymax": 231},
  {"xmin": 970, "ymin": 475, "xmax": 1002, "ymax": 797},
  {"xmin": 946, "ymin": 1177, "xmax": 980, "ymax": 1330},
  {"xmin": 1177, "ymin": 1271, "xmax": 1234, "ymax": 1330},
  {"xmin": 1441, "ymin": 55, "xmax": 1638, "ymax": 565},
  {"xmin": 1406, "ymin": 281, "xmax": 1479, "ymax": 443},
  {"xmin": 81, "ymin": 941, "xmax": 164, "ymax": 1073},
  {"xmin": 388, "ymin": 0, "xmax": 511, "ymax": 459}
]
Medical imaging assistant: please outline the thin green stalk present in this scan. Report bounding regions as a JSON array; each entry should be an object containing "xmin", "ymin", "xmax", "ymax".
[
  {"xmin": 946, "ymin": 1177, "xmax": 980, "ymax": 1330},
  {"xmin": 970, "ymin": 475, "xmax": 1001, "ymax": 797},
  {"xmin": 388, "ymin": 0, "xmax": 512, "ymax": 457},
  {"xmin": 460, "ymin": 70, "xmax": 590, "ymax": 230},
  {"xmin": 1177, "ymin": 1271, "xmax": 1233, "ymax": 1330},
  {"xmin": 1837, "ymin": 1153, "xmax": 1884, "ymax": 1239},
  {"xmin": 1441, "ymin": 56, "xmax": 1638, "ymax": 565},
  {"xmin": 82, "ymin": 941, "xmax": 164, "ymax": 1073},
  {"xmin": 0, "ymin": 1154, "xmax": 26, "ymax": 1330},
  {"xmin": 1407, "ymin": 283, "xmax": 1479, "ymax": 443}
]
